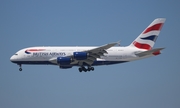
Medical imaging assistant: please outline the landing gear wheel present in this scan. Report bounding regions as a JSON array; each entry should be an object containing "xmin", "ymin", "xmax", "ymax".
[
  {"xmin": 91, "ymin": 67, "xmax": 94, "ymax": 71},
  {"xmin": 18, "ymin": 64, "xmax": 22, "ymax": 71},
  {"xmin": 79, "ymin": 68, "xmax": 82, "ymax": 72},
  {"xmin": 19, "ymin": 68, "xmax": 22, "ymax": 71},
  {"xmin": 78, "ymin": 66, "xmax": 95, "ymax": 72},
  {"xmin": 87, "ymin": 67, "xmax": 94, "ymax": 71},
  {"xmin": 82, "ymin": 67, "xmax": 87, "ymax": 72},
  {"xmin": 84, "ymin": 69, "xmax": 87, "ymax": 72}
]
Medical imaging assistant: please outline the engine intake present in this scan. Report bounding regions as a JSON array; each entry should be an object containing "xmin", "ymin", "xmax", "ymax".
[{"xmin": 73, "ymin": 52, "xmax": 88, "ymax": 60}]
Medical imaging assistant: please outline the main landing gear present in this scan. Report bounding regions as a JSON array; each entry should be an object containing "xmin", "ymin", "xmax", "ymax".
[
  {"xmin": 18, "ymin": 64, "xmax": 22, "ymax": 71},
  {"xmin": 78, "ymin": 66, "xmax": 94, "ymax": 72}
]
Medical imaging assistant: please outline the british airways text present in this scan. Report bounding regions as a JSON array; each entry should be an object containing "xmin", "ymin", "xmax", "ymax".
[{"xmin": 33, "ymin": 52, "xmax": 66, "ymax": 56}]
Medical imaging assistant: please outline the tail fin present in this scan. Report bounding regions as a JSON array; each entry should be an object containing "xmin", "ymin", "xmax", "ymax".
[{"xmin": 129, "ymin": 18, "xmax": 166, "ymax": 50}]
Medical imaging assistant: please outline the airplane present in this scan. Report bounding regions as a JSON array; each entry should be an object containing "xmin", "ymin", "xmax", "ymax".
[{"xmin": 10, "ymin": 18, "xmax": 166, "ymax": 72}]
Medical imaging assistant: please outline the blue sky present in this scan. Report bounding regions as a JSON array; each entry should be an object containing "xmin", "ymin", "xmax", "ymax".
[{"xmin": 1, "ymin": 0, "xmax": 180, "ymax": 108}]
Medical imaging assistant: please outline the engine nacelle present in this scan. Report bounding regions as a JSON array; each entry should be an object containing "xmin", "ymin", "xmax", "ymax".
[
  {"xmin": 57, "ymin": 57, "xmax": 71, "ymax": 65},
  {"xmin": 59, "ymin": 66, "xmax": 72, "ymax": 69},
  {"xmin": 73, "ymin": 52, "xmax": 88, "ymax": 60}
]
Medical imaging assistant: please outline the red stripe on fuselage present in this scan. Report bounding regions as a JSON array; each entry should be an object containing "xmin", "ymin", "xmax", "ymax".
[
  {"xmin": 133, "ymin": 41, "xmax": 152, "ymax": 50},
  {"xmin": 27, "ymin": 49, "xmax": 45, "ymax": 52},
  {"xmin": 143, "ymin": 23, "xmax": 163, "ymax": 34}
]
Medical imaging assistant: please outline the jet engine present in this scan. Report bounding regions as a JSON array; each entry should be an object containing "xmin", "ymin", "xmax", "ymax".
[
  {"xmin": 57, "ymin": 57, "xmax": 72, "ymax": 65},
  {"xmin": 73, "ymin": 52, "xmax": 88, "ymax": 60}
]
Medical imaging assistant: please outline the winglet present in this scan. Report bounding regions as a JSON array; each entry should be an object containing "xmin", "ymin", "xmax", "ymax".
[{"xmin": 117, "ymin": 40, "xmax": 121, "ymax": 46}]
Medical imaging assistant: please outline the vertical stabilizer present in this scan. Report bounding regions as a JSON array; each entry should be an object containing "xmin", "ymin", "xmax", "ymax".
[{"xmin": 129, "ymin": 18, "xmax": 166, "ymax": 50}]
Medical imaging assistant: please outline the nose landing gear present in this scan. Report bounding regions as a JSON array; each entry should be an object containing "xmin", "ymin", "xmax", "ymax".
[{"xmin": 18, "ymin": 64, "xmax": 22, "ymax": 71}]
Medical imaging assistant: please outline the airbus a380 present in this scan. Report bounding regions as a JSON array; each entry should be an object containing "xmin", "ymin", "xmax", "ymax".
[{"xmin": 10, "ymin": 18, "xmax": 166, "ymax": 72}]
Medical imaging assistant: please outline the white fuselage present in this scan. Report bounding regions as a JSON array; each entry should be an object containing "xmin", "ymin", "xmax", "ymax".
[{"xmin": 10, "ymin": 46, "xmax": 151, "ymax": 66}]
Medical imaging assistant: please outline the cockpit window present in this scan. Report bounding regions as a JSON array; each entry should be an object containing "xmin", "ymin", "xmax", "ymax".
[{"xmin": 14, "ymin": 54, "xmax": 18, "ymax": 55}]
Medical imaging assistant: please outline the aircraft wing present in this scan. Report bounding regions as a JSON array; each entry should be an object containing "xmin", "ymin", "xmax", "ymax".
[
  {"xmin": 49, "ymin": 42, "xmax": 119, "ymax": 66},
  {"xmin": 71, "ymin": 42, "xmax": 119, "ymax": 66},
  {"xmin": 86, "ymin": 42, "xmax": 118, "ymax": 54}
]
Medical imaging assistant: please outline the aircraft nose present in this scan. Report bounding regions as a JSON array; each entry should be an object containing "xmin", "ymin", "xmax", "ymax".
[{"xmin": 10, "ymin": 55, "xmax": 15, "ymax": 62}]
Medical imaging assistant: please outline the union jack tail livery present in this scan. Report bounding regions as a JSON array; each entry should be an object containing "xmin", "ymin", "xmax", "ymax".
[{"xmin": 130, "ymin": 18, "xmax": 166, "ymax": 50}]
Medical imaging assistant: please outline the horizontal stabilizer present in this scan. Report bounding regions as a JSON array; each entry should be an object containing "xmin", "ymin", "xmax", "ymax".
[{"xmin": 135, "ymin": 48, "xmax": 165, "ymax": 57}]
